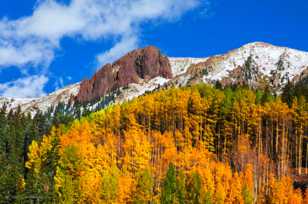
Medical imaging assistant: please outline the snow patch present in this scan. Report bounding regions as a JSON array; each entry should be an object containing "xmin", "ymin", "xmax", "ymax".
[
  {"xmin": 169, "ymin": 57, "xmax": 207, "ymax": 76},
  {"xmin": 118, "ymin": 76, "xmax": 170, "ymax": 102}
]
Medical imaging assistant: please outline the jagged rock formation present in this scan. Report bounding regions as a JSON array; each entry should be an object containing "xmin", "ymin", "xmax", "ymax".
[{"xmin": 76, "ymin": 46, "xmax": 172, "ymax": 103}]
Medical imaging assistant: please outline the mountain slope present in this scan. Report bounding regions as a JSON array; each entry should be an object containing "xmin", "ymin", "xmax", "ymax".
[
  {"xmin": 0, "ymin": 83, "xmax": 80, "ymax": 114},
  {"xmin": 25, "ymin": 84, "xmax": 308, "ymax": 203},
  {"xmin": 1, "ymin": 42, "xmax": 308, "ymax": 113},
  {"xmin": 170, "ymin": 42, "xmax": 308, "ymax": 90}
]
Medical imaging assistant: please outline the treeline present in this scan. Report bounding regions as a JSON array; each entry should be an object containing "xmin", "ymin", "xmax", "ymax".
[
  {"xmin": 0, "ymin": 102, "xmax": 78, "ymax": 203},
  {"xmin": 21, "ymin": 84, "xmax": 307, "ymax": 203}
]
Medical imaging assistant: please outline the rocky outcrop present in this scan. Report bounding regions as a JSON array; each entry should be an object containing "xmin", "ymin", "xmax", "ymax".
[
  {"xmin": 292, "ymin": 67, "xmax": 308, "ymax": 83},
  {"xmin": 76, "ymin": 46, "xmax": 172, "ymax": 103}
]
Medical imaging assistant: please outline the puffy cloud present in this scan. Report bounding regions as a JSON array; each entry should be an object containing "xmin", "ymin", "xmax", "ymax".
[
  {"xmin": 96, "ymin": 35, "xmax": 138, "ymax": 66},
  {"xmin": 0, "ymin": 0, "xmax": 202, "ymax": 68},
  {"xmin": 0, "ymin": 39, "xmax": 54, "ymax": 67},
  {"xmin": 0, "ymin": 75, "xmax": 48, "ymax": 98}
]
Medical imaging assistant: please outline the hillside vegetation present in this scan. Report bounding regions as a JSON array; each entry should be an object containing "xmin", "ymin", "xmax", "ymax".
[{"xmin": 19, "ymin": 84, "xmax": 308, "ymax": 203}]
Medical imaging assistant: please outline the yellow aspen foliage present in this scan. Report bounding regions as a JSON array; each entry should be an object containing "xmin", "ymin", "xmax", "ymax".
[
  {"xmin": 269, "ymin": 176, "xmax": 294, "ymax": 204},
  {"xmin": 79, "ymin": 169, "xmax": 102, "ymax": 203},
  {"xmin": 96, "ymin": 141, "xmax": 117, "ymax": 170},
  {"xmin": 25, "ymin": 140, "xmax": 40, "ymax": 174},
  {"xmin": 17, "ymin": 176, "xmax": 26, "ymax": 192},
  {"xmin": 241, "ymin": 164, "xmax": 254, "ymax": 195},
  {"xmin": 117, "ymin": 175, "xmax": 135, "ymax": 204},
  {"xmin": 227, "ymin": 172, "xmax": 244, "ymax": 204},
  {"xmin": 26, "ymin": 134, "xmax": 53, "ymax": 175},
  {"xmin": 289, "ymin": 189, "xmax": 303, "ymax": 204},
  {"xmin": 122, "ymin": 126, "xmax": 152, "ymax": 174},
  {"xmin": 213, "ymin": 163, "xmax": 232, "ymax": 204},
  {"xmin": 24, "ymin": 85, "xmax": 307, "ymax": 203},
  {"xmin": 200, "ymin": 167, "xmax": 215, "ymax": 197},
  {"xmin": 215, "ymin": 182, "xmax": 227, "ymax": 204},
  {"xmin": 304, "ymin": 188, "xmax": 308, "ymax": 204},
  {"xmin": 240, "ymin": 164, "xmax": 254, "ymax": 204},
  {"xmin": 60, "ymin": 120, "xmax": 92, "ymax": 150},
  {"xmin": 160, "ymin": 132, "xmax": 177, "ymax": 162}
]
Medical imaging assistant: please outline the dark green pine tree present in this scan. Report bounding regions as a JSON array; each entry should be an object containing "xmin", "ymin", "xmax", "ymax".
[
  {"xmin": 0, "ymin": 104, "xmax": 8, "ymax": 157},
  {"xmin": 261, "ymin": 86, "xmax": 275, "ymax": 104},
  {"xmin": 176, "ymin": 170, "xmax": 187, "ymax": 204},
  {"xmin": 281, "ymin": 80, "xmax": 295, "ymax": 107},
  {"xmin": 0, "ymin": 106, "xmax": 27, "ymax": 203},
  {"xmin": 161, "ymin": 163, "xmax": 177, "ymax": 204},
  {"xmin": 242, "ymin": 55, "xmax": 258, "ymax": 87}
]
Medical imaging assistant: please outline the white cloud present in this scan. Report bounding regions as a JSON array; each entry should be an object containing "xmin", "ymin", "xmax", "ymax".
[
  {"xmin": 0, "ymin": 40, "xmax": 54, "ymax": 67},
  {"xmin": 0, "ymin": 75, "xmax": 48, "ymax": 98},
  {"xmin": 96, "ymin": 35, "xmax": 138, "ymax": 66},
  {"xmin": 0, "ymin": 0, "xmax": 202, "ymax": 68}
]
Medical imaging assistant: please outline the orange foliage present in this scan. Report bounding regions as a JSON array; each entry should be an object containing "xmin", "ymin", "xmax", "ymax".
[{"xmin": 26, "ymin": 85, "xmax": 307, "ymax": 203}]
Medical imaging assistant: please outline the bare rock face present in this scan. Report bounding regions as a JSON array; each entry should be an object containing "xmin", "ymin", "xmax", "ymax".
[{"xmin": 76, "ymin": 46, "xmax": 172, "ymax": 103}]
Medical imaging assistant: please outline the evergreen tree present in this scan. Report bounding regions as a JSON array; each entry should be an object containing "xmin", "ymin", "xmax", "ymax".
[
  {"xmin": 161, "ymin": 163, "xmax": 177, "ymax": 204},
  {"xmin": 176, "ymin": 170, "xmax": 187, "ymax": 204}
]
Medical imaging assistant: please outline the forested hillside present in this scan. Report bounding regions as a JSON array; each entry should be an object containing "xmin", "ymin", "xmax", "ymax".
[
  {"xmin": 4, "ymin": 84, "xmax": 305, "ymax": 203},
  {"xmin": 0, "ymin": 103, "xmax": 81, "ymax": 203}
]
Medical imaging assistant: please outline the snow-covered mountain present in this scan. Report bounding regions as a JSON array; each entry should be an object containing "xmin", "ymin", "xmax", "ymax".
[
  {"xmin": 208, "ymin": 42, "xmax": 308, "ymax": 82},
  {"xmin": 169, "ymin": 42, "xmax": 308, "ymax": 90},
  {"xmin": 0, "ymin": 83, "xmax": 80, "ymax": 114},
  {"xmin": 1, "ymin": 42, "xmax": 307, "ymax": 114}
]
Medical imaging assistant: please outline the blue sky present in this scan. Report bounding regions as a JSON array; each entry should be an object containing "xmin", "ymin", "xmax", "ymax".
[{"xmin": 0, "ymin": 0, "xmax": 307, "ymax": 98}]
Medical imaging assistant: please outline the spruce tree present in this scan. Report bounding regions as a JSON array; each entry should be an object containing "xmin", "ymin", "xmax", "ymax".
[{"xmin": 161, "ymin": 163, "xmax": 177, "ymax": 204}]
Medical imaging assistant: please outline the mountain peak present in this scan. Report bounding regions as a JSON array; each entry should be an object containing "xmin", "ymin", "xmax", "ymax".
[
  {"xmin": 243, "ymin": 41, "xmax": 273, "ymax": 48},
  {"xmin": 76, "ymin": 46, "xmax": 172, "ymax": 103}
]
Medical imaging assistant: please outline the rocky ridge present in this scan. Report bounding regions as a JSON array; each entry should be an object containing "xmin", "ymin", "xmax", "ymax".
[
  {"xmin": 1, "ymin": 42, "xmax": 307, "ymax": 113},
  {"xmin": 76, "ymin": 46, "xmax": 172, "ymax": 103}
]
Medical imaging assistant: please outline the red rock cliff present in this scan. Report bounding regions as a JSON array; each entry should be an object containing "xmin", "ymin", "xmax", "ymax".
[{"xmin": 76, "ymin": 46, "xmax": 172, "ymax": 103}]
